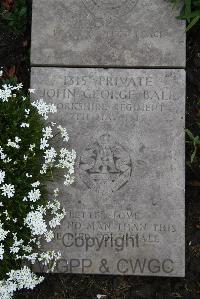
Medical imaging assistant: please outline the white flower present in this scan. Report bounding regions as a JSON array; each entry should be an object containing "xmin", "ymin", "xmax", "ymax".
[
  {"xmin": 49, "ymin": 213, "xmax": 65, "ymax": 229},
  {"xmin": 0, "ymin": 184, "xmax": 15, "ymax": 198},
  {"xmin": 0, "ymin": 170, "xmax": 5, "ymax": 184},
  {"xmin": 20, "ymin": 123, "xmax": 29, "ymax": 128},
  {"xmin": 0, "ymin": 244, "xmax": 4, "ymax": 260},
  {"xmin": 7, "ymin": 137, "xmax": 21, "ymax": 149},
  {"xmin": 0, "ymin": 146, "xmax": 4, "ymax": 154},
  {"xmin": 40, "ymin": 138, "xmax": 49, "ymax": 150},
  {"xmin": 22, "ymin": 245, "xmax": 32, "ymax": 253},
  {"xmin": 10, "ymin": 235, "xmax": 23, "ymax": 254},
  {"xmin": 0, "ymin": 281, "xmax": 16, "ymax": 299},
  {"xmin": 0, "ymin": 83, "xmax": 22, "ymax": 99},
  {"xmin": 57, "ymin": 125, "xmax": 69, "ymax": 142},
  {"xmin": 29, "ymin": 144, "xmax": 35, "ymax": 151},
  {"xmin": 25, "ymin": 108, "xmax": 30, "ymax": 115},
  {"xmin": 49, "ymin": 105, "xmax": 57, "ymax": 113},
  {"xmin": 46, "ymin": 199, "xmax": 61, "ymax": 212},
  {"xmin": 0, "ymin": 147, "xmax": 7, "ymax": 161},
  {"xmin": 3, "ymin": 157, "xmax": 12, "ymax": 164},
  {"xmin": 7, "ymin": 266, "xmax": 44, "ymax": 290},
  {"xmin": 45, "ymin": 231, "xmax": 54, "ymax": 242},
  {"xmin": 31, "ymin": 181, "xmax": 40, "ymax": 188},
  {"xmin": 3, "ymin": 210, "xmax": 10, "ymax": 221},
  {"xmin": 7, "ymin": 140, "xmax": 19, "ymax": 149},
  {"xmin": 57, "ymin": 149, "xmax": 76, "ymax": 171},
  {"xmin": 44, "ymin": 147, "xmax": 57, "ymax": 164},
  {"xmin": 0, "ymin": 80, "xmax": 76, "ymax": 298},
  {"xmin": 1, "ymin": 153, "xmax": 7, "ymax": 160},
  {"xmin": 26, "ymin": 173, "xmax": 32, "ymax": 178},
  {"xmin": 64, "ymin": 174, "xmax": 74, "ymax": 186},
  {"xmin": 40, "ymin": 164, "xmax": 47, "ymax": 174},
  {"xmin": 15, "ymin": 83, "xmax": 23, "ymax": 90},
  {"xmin": 0, "ymin": 221, "xmax": 9, "ymax": 242},
  {"xmin": 0, "ymin": 84, "xmax": 12, "ymax": 102},
  {"xmin": 42, "ymin": 126, "xmax": 53, "ymax": 139},
  {"xmin": 31, "ymin": 99, "xmax": 57, "ymax": 120},
  {"xmin": 38, "ymin": 251, "xmax": 61, "ymax": 270},
  {"xmin": 53, "ymin": 188, "xmax": 59, "ymax": 197},
  {"xmin": 27, "ymin": 189, "xmax": 41, "ymax": 202},
  {"xmin": 25, "ymin": 211, "xmax": 47, "ymax": 236},
  {"xmin": 0, "ymin": 70, "xmax": 3, "ymax": 77},
  {"xmin": 28, "ymin": 88, "xmax": 35, "ymax": 93},
  {"xmin": 15, "ymin": 137, "xmax": 21, "ymax": 143}
]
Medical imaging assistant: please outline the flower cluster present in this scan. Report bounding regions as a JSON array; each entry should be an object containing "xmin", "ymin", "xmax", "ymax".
[
  {"xmin": 0, "ymin": 267, "xmax": 44, "ymax": 299},
  {"xmin": 0, "ymin": 75, "xmax": 76, "ymax": 299},
  {"xmin": 0, "ymin": 83, "xmax": 23, "ymax": 102},
  {"xmin": 32, "ymin": 99, "xmax": 57, "ymax": 120}
]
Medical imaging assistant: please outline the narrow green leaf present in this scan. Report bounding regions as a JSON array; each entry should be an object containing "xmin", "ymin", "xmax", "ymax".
[
  {"xmin": 191, "ymin": 147, "xmax": 197, "ymax": 163},
  {"xmin": 186, "ymin": 129, "xmax": 195, "ymax": 141},
  {"xmin": 186, "ymin": 16, "xmax": 200, "ymax": 30}
]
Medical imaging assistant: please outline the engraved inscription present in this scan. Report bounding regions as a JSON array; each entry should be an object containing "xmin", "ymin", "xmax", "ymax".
[
  {"xmin": 38, "ymin": 74, "xmax": 172, "ymax": 127},
  {"xmin": 79, "ymin": 134, "xmax": 132, "ymax": 197},
  {"xmin": 31, "ymin": 68, "xmax": 185, "ymax": 277},
  {"xmin": 31, "ymin": 0, "xmax": 186, "ymax": 66}
]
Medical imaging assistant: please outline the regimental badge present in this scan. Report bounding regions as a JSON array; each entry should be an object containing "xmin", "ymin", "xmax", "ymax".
[
  {"xmin": 79, "ymin": 134, "xmax": 132, "ymax": 198},
  {"xmin": 81, "ymin": 0, "xmax": 138, "ymax": 19}
]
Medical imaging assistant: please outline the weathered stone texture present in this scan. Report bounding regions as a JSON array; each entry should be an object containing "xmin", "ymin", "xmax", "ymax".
[
  {"xmin": 31, "ymin": 0, "xmax": 185, "ymax": 66},
  {"xmin": 31, "ymin": 68, "xmax": 185, "ymax": 276}
]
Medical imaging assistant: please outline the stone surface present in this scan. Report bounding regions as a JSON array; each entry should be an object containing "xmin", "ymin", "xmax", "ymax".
[
  {"xmin": 31, "ymin": 67, "xmax": 185, "ymax": 277},
  {"xmin": 31, "ymin": 0, "xmax": 185, "ymax": 67}
]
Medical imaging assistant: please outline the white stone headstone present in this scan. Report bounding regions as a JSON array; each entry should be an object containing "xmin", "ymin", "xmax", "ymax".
[
  {"xmin": 31, "ymin": 67, "xmax": 185, "ymax": 277},
  {"xmin": 31, "ymin": 0, "xmax": 185, "ymax": 67}
]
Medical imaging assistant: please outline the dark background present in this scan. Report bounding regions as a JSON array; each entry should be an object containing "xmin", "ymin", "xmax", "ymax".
[{"xmin": 0, "ymin": 0, "xmax": 199, "ymax": 298}]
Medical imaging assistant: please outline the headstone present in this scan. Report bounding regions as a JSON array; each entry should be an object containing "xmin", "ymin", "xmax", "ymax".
[
  {"xmin": 31, "ymin": 67, "xmax": 185, "ymax": 277},
  {"xmin": 31, "ymin": 0, "xmax": 185, "ymax": 67}
]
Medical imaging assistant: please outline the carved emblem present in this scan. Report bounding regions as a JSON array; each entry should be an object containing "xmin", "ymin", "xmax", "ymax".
[
  {"xmin": 82, "ymin": 0, "xmax": 138, "ymax": 19},
  {"xmin": 79, "ymin": 134, "xmax": 132, "ymax": 197}
]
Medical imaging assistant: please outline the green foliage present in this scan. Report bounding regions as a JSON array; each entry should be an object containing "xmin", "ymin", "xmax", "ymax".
[
  {"xmin": 0, "ymin": 78, "xmax": 48, "ymax": 279},
  {"xmin": 171, "ymin": 0, "xmax": 200, "ymax": 30},
  {"xmin": 186, "ymin": 97, "xmax": 200, "ymax": 169},
  {"xmin": 0, "ymin": 0, "xmax": 27, "ymax": 34},
  {"xmin": 186, "ymin": 129, "xmax": 200, "ymax": 163}
]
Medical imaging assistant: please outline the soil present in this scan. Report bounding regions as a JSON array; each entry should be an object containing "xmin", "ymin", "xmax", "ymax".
[{"xmin": 0, "ymin": 1, "xmax": 199, "ymax": 298}]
